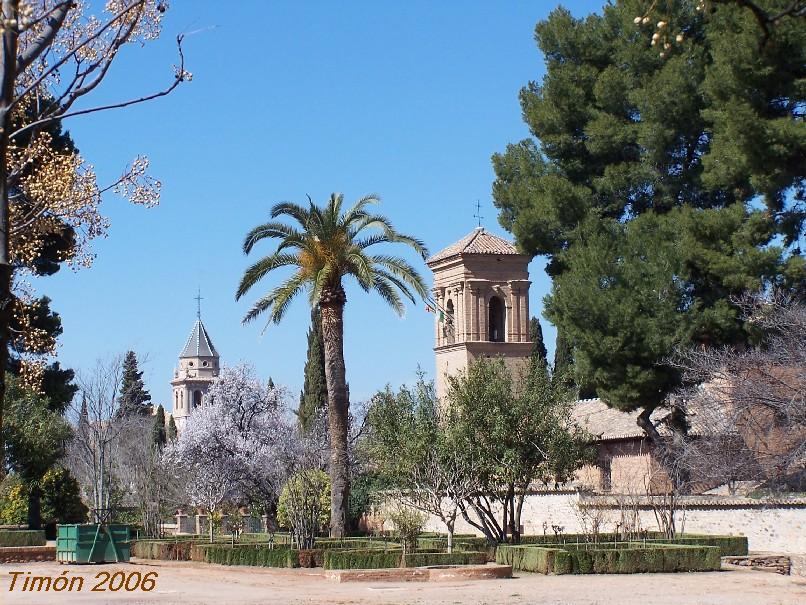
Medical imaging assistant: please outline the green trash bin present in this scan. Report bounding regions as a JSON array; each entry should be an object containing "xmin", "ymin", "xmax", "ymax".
[{"xmin": 56, "ymin": 524, "xmax": 131, "ymax": 564}]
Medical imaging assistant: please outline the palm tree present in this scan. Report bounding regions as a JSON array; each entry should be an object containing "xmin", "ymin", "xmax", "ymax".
[{"xmin": 236, "ymin": 193, "xmax": 428, "ymax": 536}]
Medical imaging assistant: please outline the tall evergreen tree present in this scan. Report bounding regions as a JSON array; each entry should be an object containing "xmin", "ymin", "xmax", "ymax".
[
  {"xmin": 152, "ymin": 405, "xmax": 167, "ymax": 449},
  {"xmin": 298, "ymin": 307, "xmax": 327, "ymax": 432},
  {"xmin": 166, "ymin": 415, "xmax": 178, "ymax": 441},
  {"xmin": 529, "ymin": 316, "xmax": 548, "ymax": 366},
  {"xmin": 492, "ymin": 0, "xmax": 805, "ymax": 437},
  {"xmin": 116, "ymin": 351, "xmax": 151, "ymax": 418},
  {"xmin": 552, "ymin": 329, "xmax": 573, "ymax": 380}
]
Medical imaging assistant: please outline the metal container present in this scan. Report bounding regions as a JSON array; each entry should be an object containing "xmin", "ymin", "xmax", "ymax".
[{"xmin": 56, "ymin": 524, "xmax": 131, "ymax": 563}]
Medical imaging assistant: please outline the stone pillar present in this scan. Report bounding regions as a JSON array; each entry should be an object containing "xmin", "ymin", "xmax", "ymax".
[
  {"xmin": 471, "ymin": 287, "xmax": 480, "ymax": 341},
  {"xmin": 479, "ymin": 291, "xmax": 488, "ymax": 342},
  {"xmin": 456, "ymin": 283, "xmax": 465, "ymax": 342},
  {"xmin": 520, "ymin": 285, "xmax": 530, "ymax": 342}
]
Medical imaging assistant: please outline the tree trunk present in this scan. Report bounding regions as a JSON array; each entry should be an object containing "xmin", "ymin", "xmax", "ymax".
[
  {"xmin": 27, "ymin": 484, "xmax": 41, "ymax": 530},
  {"xmin": 319, "ymin": 285, "xmax": 349, "ymax": 538},
  {"xmin": 446, "ymin": 519, "xmax": 454, "ymax": 554},
  {"xmin": 0, "ymin": 1, "xmax": 21, "ymax": 483}
]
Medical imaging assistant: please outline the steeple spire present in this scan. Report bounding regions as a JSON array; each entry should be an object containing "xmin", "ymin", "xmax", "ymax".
[{"xmin": 194, "ymin": 288, "xmax": 203, "ymax": 319}]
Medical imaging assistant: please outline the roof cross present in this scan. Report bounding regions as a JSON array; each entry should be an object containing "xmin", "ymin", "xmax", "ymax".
[
  {"xmin": 473, "ymin": 199, "xmax": 484, "ymax": 228},
  {"xmin": 195, "ymin": 288, "xmax": 203, "ymax": 319}
]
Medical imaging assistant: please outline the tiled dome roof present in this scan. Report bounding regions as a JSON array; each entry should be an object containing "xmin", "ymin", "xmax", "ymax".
[
  {"xmin": 427, "ymin": 228, "xmax": 520, "ymax": 264},
  {"xmin": 180, "ymin": 319, "xmax": 219, "ymax": 358}
]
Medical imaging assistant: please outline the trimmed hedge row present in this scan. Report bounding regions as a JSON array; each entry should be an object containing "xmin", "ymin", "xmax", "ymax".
[
  {"xmin": 193, "ymin": 544, "xmax": 298, "ymax": 568},
  {"xmin": 0, "ymin": 530, "xmax": 46, "ymax": 547},
  {"xmin": 131, "ymin": 540, "xmax": 195, "ymax": 560},
  {"xmin": 497, "ymin": 543, "xmax": 721, "ymax": 574},
  {"xmin": 323, "ymin": 548, "xmax": 487, "ymax": 570},
  {"xmin": 419, "ymin": 532, "xmax": 747, "ymax": 557}
]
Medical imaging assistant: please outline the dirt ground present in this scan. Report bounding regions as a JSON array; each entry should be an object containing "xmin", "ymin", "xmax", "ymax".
[{"xmin": 1, "ymin": 559, "xmax": 805, "ymax": 605}]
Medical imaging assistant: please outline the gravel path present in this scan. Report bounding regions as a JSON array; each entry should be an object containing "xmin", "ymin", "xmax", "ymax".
[{"xmin": 1, "ymin": 559, "xmax": 805, "ymax": 604}]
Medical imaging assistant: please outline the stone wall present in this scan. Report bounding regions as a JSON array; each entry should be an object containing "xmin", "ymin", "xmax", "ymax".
[{"xmin": 422, "ymin": 491, "xmax": 806, "ymax": 554}]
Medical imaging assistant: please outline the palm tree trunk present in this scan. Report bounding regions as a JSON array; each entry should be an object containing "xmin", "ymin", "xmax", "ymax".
[{"xmin": 320, "ymin": 285, "xmax": 349, "ymax": 538}]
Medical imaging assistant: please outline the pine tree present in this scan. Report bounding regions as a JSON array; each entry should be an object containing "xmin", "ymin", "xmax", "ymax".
[
  {"xmin": 492, "ymin": 1, "xmax": 806, "ymax": 432},
  {"xmin": 152, "ymin": 405, "xmax": 167, "ymax": 449},
  {"xmin": 166, "ymin": 415, "xmax": 177, "ymax": 441},
  {"xmin": 116, "ymin": 351, "xmax": 152, "ymax": 418},
  {"xmin": 529, "ymin": 316, "xmax": 548, "ymax": 366},
  {"xmin": 297, "ymin": 307, "xmax": 327, "ymax": 432}
]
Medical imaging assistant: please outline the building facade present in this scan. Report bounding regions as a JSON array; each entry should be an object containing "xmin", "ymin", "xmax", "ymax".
[
  {"xmin": 170, "ymin": 317, "xmax": 220, "ymax": 432},
  {"xmin": 427, "ymin": 227, "xmax": 532, "ymax": 401}
]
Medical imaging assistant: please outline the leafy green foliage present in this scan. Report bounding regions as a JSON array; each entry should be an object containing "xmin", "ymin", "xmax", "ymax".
[
  {"xmin": 195, "ymin": 544, "xmax": 299, "ymax": 568},
  {"xmin": 0, "ymin": 468, "xmax": 86, "ymax": 526},
  {"xmin": 116, "ymin": 351, "xmax": 152, "ymax": 418},
  {"xmin": 3, "ymin": 375, "xmax": 71, "ymax": 485},
  {"xmin": 0, "ymin": 529, "xmax": 46, "ymax": 547},
  {"xmin": 323, "ymin": 548, "xmax": 486, "ymax": 569},
  {"xmin": 492, "ymin": 0, "xmax": 806, "ymax": 419},
  {"xmin": 497, "ymin": 543, "xmax": 721, "ymax": 574},
  {"xmin": 276, "ymin": 469, "xmax": 330, "ymax": 543},
  {"xmin": 297, "ymin": 307, "xmax": 327, "ymax": 432},
  {"xmin": 166, "ymin": 415, "xmax": 177, "ymax": 441},
  {"xmin": 443, "ymin": 358, "xmax": 592, "ymax": 543}
]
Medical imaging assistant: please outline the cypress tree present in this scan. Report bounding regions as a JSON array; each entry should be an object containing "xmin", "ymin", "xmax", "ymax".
[
  {"xmin": 166, "ymin": 415, "xmax": 178, "ymax": 441},
  {"xmin": 297, "ymin": 307, "xmax": 327, "ymax": 431},
  {"xmin": 152, "ymin": 405, "xmax": 167, "ymax": 448},
  {"xmin": 116, "ymin": 351, "xmax": 151, "ymax": 418},
  {"xmin": 529, "ymin": 316, "xmax": 548, "ymax": 366},
  {"xmin": 553, "ymin": 329, "xmax": 573, "ymax": 379}
]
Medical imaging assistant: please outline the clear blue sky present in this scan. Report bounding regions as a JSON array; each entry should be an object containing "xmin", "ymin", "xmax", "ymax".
[{"xmin": 33, "ymin": 0, "xmax": 603, "ymax": 410}]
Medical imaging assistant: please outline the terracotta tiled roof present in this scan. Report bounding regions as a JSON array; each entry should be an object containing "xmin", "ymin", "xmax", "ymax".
[
  {"xmin": 571, "ymin": 398, "xmax": 707, "ymax": 441},
  {"xmin": 427, "ymin": 228, "xmax": 520, "ymax": 264}
]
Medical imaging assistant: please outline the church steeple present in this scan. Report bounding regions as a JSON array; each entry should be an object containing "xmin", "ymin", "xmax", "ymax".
[
  {"xmin": 179, "ymin": 319, "xmax": 219, "ymax": 358},
  {"xmin": 170, "ymin": 307, "xmax": 221, "ymax": 432}
]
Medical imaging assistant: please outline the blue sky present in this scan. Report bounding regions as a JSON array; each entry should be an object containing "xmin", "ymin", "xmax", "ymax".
[{"xmin": 33, "ymin": 0, "xmax": 603, "ymax": 410}]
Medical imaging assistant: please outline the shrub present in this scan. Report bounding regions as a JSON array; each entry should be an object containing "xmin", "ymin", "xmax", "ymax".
[
  {"xmin": 131, "ymin": 540, "xmax": 194, "ymax": 560},
  {"xmin": 194, "ymin": 544, "xmax": 298, "ymax": 568},
  {"xmin": 0, "ymin": 529, "xmax": 46, "ymax": 547},
  {"xmin": 497, "ymin": 543, "xmax": 721, "ymax": 574},
  {"xmin": 277, "ymin": 470, "xmax": 330, "ymax": 549},
  {"xmin": 386, "ymin": 505, "xmax": 427, "ymax": 555},
  {"xmin": 323, "ymin": 548, "xmax": 486, "ymax": 570}
]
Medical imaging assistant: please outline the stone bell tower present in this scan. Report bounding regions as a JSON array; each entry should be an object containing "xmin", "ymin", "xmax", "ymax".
[
  {"xmin": 170, "ymin": 301, "xmax": 220, "ymax": 432},
  {"xmin": 427, "ymin": 227, "xmax": 532, "ymax": 401}
]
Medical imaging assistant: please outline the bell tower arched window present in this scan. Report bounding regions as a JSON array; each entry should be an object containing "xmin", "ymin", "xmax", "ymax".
[
  {"xmin": 193, "ymin": 390, "xmax": 203, "ymax": 408},
  {"xmin": 444, "ymin": 300, "xmax": 455, "ymax": 344},
  {"xmin": 488, "ymin": 296, "xmax": 505, "ymax": 342}
]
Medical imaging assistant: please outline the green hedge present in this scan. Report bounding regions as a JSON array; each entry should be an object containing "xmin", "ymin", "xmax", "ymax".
[
  {"xmin": 193, "ymin": 544, "xmax": 298, "ymax": 568},
  {"xmin": 0, "ymin": 530, "xmax": 46, "ymax": 547},
  {"xmin": 323, "ymin": 548, "xmax": 486, "ymax": 570},
  {"xmin": 648, "ymin": 534, "xmax": 747, "ymax": 557},
  {"xmin": 132, "ymin": 540, "xmax": 195, "ymax": 560},
  {"xmin": 497, "ymin": 543, "xmax": 721, "ymax": 574}
]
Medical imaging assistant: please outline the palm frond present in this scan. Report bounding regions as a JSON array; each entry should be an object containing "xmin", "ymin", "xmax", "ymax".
[
  {"xmin": 236, "ymin": 253, "xmax": 301, "ymax": 300},
  {"xmin": 345, "ymin": 248, "xmax": 375, "ymax": 291},
  {"xmin": 271, "ymin": 202, "xmax": 311, "ymax": 228},
  {"xmin": 374, "ymin": 268, "xmax": 417, "ymax": 303},
  {"xmin": 342, "ymin": 193, "xmax": 381, "ymax": 225},
  {"xmin": 242, "ymin": 271, "xmax": 307, "ymax": 325},
  {"xmin": 370, "ymin": 255, "xmax": 429, "ymax": 298},
  {"xmin": 243, "ymin": 222, "xmax": 303, "ymax": 254},
  {"xmin": 372, "ymin": 275, "xmax": 406, "ymax": 316}
]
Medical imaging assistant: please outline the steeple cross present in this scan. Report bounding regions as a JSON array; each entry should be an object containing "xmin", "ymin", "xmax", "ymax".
[
  {"xmin": 195, "ymin": 289, "xmax": 203, "ymax": 319},
  {"xmin": 473, "ymin": 199, "xmax": 484, "ymax": 228}
]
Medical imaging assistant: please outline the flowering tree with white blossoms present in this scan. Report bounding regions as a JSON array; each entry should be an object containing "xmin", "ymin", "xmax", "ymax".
[{"xmin": 164, "ymin": 364, "xmax": 291, "ymax": 540}]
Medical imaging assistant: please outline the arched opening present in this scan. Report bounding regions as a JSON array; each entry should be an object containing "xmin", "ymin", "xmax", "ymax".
[
  {"xmin": 193, "ymin": 390, "xmax": 203, "ymax": 408},
  {"xmin": 444, "ymin": 299, "xmax": 455, "ymax": 344},
  {"xmin": 175, "ymin": 391, "xmax": 179, "ymax": 410},
  {"xmin": 488, "ymin": 296, "xmax": 505, "ymax": 342}
]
